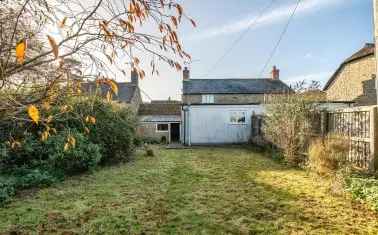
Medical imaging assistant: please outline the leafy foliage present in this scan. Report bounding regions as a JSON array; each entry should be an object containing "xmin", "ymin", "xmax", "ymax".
[{"xmin": 345, "ymin": 175, "xmax": 378, "ymax": 212}]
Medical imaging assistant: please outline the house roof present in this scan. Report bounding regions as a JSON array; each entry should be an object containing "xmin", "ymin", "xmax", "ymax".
[
  {"xmin": 323, "ymin": 43, "xmax": 375, "ymax": 91},
  {"xmin": 183, "ymin": 78, "xmax": 291, "ymax": 95},
  {"xmin": 81, "ymin": 82, "xmax": 138, "ymax": 103},
  {"xmin": 139, "ymin": 115, "xmax": 181, "ymax": 122},
  {"xmin": 138, "ymin": 103, "xmax": 181, "ymax": 116}
]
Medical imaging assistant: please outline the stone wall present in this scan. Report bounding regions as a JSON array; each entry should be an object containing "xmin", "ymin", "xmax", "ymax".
[
  {"xmin": 326, "ymin": 55, "xmax": 376, "ymax": 105},
  {"xmin": 137, "ymin": 122, "xmax": 169, "ymax": 143}
]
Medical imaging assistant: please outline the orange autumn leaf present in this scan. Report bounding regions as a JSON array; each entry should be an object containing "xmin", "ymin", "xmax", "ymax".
[
  {"xmin": 47, "ymin": 35, "xmax": 59, "ymax": 59},
  {"xmin": 27, "ymin": 105, "xmax": 40, "ymax": 124},
  {"xmin": 16, "ymin": 39, "xmax": 26, "ymax": 64},
  {"xmin": 59, "ymin": 17, "xmax": 67, "ymax": 28}
]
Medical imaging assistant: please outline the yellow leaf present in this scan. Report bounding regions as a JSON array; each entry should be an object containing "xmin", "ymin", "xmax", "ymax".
[
  {"xmin": 16, "ymin": 39, "xmax": 26, "ymax": 64},
  {"xmin": 47, "ymin": 35, "xmax": 59, "ymax": 59},
  {"xmin": 64, "ymin": 143, "xmax": 70, "ymax": 152},
  {"xmin": 90, "ymin": 116, "xmax": 96, "ymax": 124},
  {"xmin": 28, "ymin": 105, "xmax": 40, "ymax": 124},
  {"xmin": 106, "ymin": 90, "xmax": 112, "ymax": 102},
  {"xmin": 41, "ymin": 131, "xmax": 49, "ymax": 142},
  {"xmin": 68, "ymin": 136, "xmax": 76, "ymax": 148},
  {"xmin": 84, "ymin": 127, "xmax": 90, "ymax": 134},
  {"xmin": 109, "ymin": 80, "xmax": 118, "ymax": 95}
]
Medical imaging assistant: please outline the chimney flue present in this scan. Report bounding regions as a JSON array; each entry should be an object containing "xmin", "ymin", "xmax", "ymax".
[
  {"xmin": 271, "ymin": 66, "xmax": 280, "ymax": 80},
  {"xmin": 183, "ymin": 67, "xmax": 190, "ymax": 80}
]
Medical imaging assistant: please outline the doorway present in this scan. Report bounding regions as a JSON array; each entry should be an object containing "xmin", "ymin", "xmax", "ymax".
[{"xmin": 170, "ymin": 123, "xmax": 180, "ymax": 143}]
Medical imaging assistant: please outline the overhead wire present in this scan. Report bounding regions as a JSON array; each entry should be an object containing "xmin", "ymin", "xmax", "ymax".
[
  {"xmin": 259, "ymin": 0, "xmax": 302, "ymax": 77},
  {"xmin": 203, "ymin": 0, "xmax": 276, "ymax": 78}
]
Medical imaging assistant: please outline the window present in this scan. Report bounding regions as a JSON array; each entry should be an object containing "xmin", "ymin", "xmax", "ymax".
[
  {"xmin": 202, "ymin": 94, "xmax": 214, "ymax": 104},
  {"xmin": 230, "ymin": 111, "xmax": 247, "ymax": 124},
  {"xmin": 156, "ymin": 123, "xmax": 169, "ymax": 132}
]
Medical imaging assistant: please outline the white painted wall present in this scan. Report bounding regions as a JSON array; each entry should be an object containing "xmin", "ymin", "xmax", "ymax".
[{"xmin": 182, "ymin": 105, "xmax": 265, "ymax": 145}]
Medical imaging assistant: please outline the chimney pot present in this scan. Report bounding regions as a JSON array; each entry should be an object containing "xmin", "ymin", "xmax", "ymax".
[
  {"xmin": 271, "ymin": 66, "xmax": 280, "ymax": 80},
  {"xmin": 183, "ymin": 67, "xmax": 190, "ymax": 80}
]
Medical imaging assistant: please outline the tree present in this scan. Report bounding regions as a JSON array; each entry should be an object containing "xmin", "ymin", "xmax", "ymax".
[
  {"xmin": 0, "ymin": 0, "xmax": 195, "ymax": 143},
  {"xmin": 263, "ymin": 80, "xmax": 323, "ymax": 165}
]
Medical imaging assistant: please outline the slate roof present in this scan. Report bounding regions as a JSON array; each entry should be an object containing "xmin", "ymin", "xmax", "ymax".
[
  {"xmin": 138, "ymin": 103, "xmax": 181, "ymax": 116},
  {"xmin": 81, "ymin": 82, "xmax": 138, "ymax": 103},
  {"xmin": 139, "ymin": 115, "xmax": 181, "ymax": 123},
  {"xmin": 324, "ymin": 43, "xmax": 375, "ymax": 90},
  {"xmin": 183, "ymin": 78, "xmax": 291, "ymax": 95}
]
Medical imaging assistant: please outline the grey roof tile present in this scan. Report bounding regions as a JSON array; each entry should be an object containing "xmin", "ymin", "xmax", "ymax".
[
  {"xmin": 183, "ymin": 78, "xmax": 291, "ymax": 94},
  {"xmin": 81, "ymin": 82, "xmax": 137, "ymax": 103}
]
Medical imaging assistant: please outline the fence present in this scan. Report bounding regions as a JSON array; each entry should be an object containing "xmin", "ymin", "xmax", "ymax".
[
  {"xmin": 323, "ymin": 106, "xmax": 378, "ymax": 171},
  {"xmin": 251, "ymin": 106, "xmax": 378, "ymax": 171}
]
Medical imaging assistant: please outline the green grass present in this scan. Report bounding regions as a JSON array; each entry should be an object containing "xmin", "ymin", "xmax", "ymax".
[{"xmin": 1, "ymin": 146, "xmax": 378, "ymax": 234}]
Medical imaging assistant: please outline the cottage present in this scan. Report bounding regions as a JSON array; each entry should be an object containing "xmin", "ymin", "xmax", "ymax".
[
  {"xmin": 81, "ymin": 70, "xmax": 142, "ymax": 111},
  {"xmin": 138, "ymin": 101, "xmax": 181, "ymax": 143},
  {"xmin": 324, "ymin": 43, "xmax": 377, "ymax": 105},
  {"xmin": 181, "ymin": 67, "xmax": 291, "ymax": 145}
]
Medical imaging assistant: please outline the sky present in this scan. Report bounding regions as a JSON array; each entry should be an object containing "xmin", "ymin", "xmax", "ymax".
[{"xmin": 136, "ymin": 0, "xmax": 374, "ymax": 101}]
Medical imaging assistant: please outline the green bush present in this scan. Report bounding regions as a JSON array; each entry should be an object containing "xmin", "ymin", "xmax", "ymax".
[
  {"xmin": 61, "ymin": 98, "xmax": 137, "ymax": 163},
  {"xmin": 44, "ymin": 129, "xmax": 102, "ymax": 173},
  {"xmin": 0, "ymin": 180, "xmax": 16, "ymax": 206},
  {"xmin": 12, "ymin": 168, "xmax": 60, "ymax": 189},
  {"xmin": 345, "ymin": 176, "xmax": 378, "ymax": 211}
]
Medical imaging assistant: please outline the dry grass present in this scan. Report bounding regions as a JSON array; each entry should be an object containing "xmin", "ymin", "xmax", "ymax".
[
  {"xmin": 0, "ymin": 146, "xmax": 378, "ymax": 234},
  {"xmin": 308, "ymin": 137, "xmax": 349, "ymax": 176}
]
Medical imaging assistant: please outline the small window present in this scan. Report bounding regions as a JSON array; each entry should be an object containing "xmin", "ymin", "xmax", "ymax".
[
  {"xmin": 156, "ymin": 123, "xmax": 169, "ymax": 132},
  {"xmin": 230, "ymin": 111, "xmax": 247, "ymax": 124},
  {"xmin": 202, "ymin": 94, "xmax": 214, "ymax": 104}
]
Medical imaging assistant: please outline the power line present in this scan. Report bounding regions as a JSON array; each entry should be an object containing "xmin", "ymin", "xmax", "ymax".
[
  {"xmin": 259, "ymin": 0, "xmax": 301, "ymax": 77},
  {"xmin": 203, "ymin": 0, "xmax": 276, "ymax": 78}
]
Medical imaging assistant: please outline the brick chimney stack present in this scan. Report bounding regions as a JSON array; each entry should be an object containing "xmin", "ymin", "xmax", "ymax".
[
  {"xmin": 183, "ymin": 67, "xmax": 190, "ymax": 80},
  {"xmin": 271, "ymin": 66, "xmax": 280, "ymax": 80}
]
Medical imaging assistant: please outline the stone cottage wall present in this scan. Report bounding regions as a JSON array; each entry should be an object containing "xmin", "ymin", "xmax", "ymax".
[{"xmin": 326, "ymin": 55, "xmax": 376, "ymax": 105}]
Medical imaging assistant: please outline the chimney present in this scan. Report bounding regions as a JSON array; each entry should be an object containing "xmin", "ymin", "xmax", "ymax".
[
  {"xmin": 131, "ymin": 69, "xmax": 138, "ymax": 86},
  {"xmin": 271, "ymin": 66, "xmax": 280, "ymax": 80},
  {"xmin": 183, "ymin": 67, "xmax": 190, "ymax": 80}
]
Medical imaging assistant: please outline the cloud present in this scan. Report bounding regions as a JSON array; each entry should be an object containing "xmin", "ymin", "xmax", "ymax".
[
  {"xmin": 189, "ymin": 0, "xmax": 344, "ymax": 41},
  {"xmin": 284, "ymin": 71, "xmax": 333, "ymax": 86}
]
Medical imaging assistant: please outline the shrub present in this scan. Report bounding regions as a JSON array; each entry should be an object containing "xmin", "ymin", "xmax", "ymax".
[
  {"xmin": 263, "ymin": 94, "xmax": 320, "ymax": 166},
  {"xmin": 308, "ymin": 137, "xmax": 349, "ymax": 176},
  {"xmin": 345, "ymin": 176, "xmax": 378, "ymax": 212},
  {"xmin": 0, "ymin": 180, "xmax": 16, "ymax": 206},
  {"xmin": 62, "ymin": 98, "xmax": 137, "ymax": 163},
  {"xmin": 44, "ymin": 129, "xmax": 102, "ymax": 173},
  {"xmin": 12, "ymin": 168, "xmax": 60, "ymax": 189}
]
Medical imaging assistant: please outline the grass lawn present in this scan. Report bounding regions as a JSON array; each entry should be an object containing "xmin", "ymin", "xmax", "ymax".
[{"xmin": 1, "ymin": 146, "xmax": 378, "ymax": 234}]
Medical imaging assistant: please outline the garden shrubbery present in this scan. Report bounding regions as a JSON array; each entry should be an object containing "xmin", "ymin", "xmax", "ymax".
[
  {"xmin": 345, "ymin": 175, "xmax": 378, "ymax": 212},
  {"xmin": 0, "ymin": 97, "xmax": 136, "ymax": 206}
]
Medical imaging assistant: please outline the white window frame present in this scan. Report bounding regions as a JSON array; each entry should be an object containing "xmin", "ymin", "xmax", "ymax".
[
  {"xmin": 229, "ymin": 111, "xmax": 247, "ymax": 125},
  {"xmin": 201, "ymin": 94, "xmax": 215, "ymax": 104},
  {"xmin": 156, "ymin": 123, "xmax": 169, "ymax": 132}
]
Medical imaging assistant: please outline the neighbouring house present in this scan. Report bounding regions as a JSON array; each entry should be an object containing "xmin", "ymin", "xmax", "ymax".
[
  {"xmin": 138, "ymin": 101, "xmax": 181, "ymax": 143},
  {"xmin": 324, "ymin": 43, "xmax": 377, "ymax": 106},
  {"xmin": 181, "ymin": 66, "xmax": 292, "ymax": 145},
  {"xmin": 81, "ymin": 70, "xmax": 142, "ymax": 111}
]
